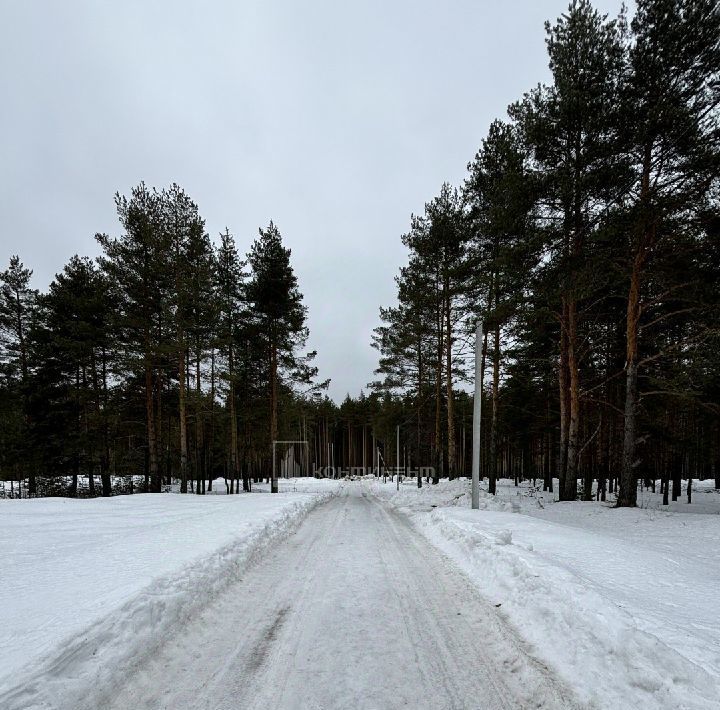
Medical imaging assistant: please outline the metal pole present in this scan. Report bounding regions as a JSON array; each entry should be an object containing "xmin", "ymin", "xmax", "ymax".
[{"xmin": 471, "ymin": 320, "xmax": 483, "ymax": 509}]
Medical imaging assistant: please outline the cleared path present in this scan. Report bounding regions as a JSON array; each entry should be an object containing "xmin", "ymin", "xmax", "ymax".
[{"xmin": 99, "ymin": 486, "xmax": 580, "ymax": 710}]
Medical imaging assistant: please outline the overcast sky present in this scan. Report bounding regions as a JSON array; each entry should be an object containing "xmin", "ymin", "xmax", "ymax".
[{"xmin": 1, "ymin": 0, "xmax": 625, "ymax": 401}]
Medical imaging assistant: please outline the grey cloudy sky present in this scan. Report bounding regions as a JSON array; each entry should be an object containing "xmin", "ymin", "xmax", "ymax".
[{"xmin": 1, "ymin": 0, "xmax": 624, "ymax": 401}]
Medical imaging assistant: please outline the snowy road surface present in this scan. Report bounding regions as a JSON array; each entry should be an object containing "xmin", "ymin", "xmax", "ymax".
[{"xmin": 99, "ymin": 486, "xmax": 577, "ymax": 710}]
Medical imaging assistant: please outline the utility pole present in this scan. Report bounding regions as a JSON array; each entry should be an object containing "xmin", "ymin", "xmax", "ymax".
[{"xmin": 472, "ymin": 320, "xmax": 483, "ymax": 509}]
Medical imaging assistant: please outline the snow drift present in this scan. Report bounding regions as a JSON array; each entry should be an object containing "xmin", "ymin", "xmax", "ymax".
[{"xmin": 371, "ymin": 478, "xmax": 720, "ymax": 710}]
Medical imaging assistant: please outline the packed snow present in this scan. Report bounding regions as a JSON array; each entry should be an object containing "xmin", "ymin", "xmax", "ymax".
[
  {"xmin": 97, "ymin": 487, "xmax": 580, "ymax": 710},
  {"xmin": 0, "ymin": 478, "xmax": 340, "ymax": 708},
  {"xmin": 370, "ymin": 476, "xmax": 720, "ymax": 710}
]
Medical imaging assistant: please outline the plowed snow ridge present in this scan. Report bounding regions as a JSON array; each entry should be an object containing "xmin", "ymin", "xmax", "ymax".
[{"xmin": 0, "ymin": 480, "xmax": 340, "ymax": 709}]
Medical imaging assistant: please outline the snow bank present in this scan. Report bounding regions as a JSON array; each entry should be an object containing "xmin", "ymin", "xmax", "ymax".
[
  {"xmin": 370, "ymin": 477, "xmax": 720, "ymax": 710},
  {"xmin": 0, "ymin": 478, "xmax": 340, "ymax": 709}
]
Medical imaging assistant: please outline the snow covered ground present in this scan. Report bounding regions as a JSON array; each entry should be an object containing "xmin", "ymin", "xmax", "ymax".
[
  {"xmin": 370, "ymin": 477, "xmax": 720, "ymax": 710},
  {"xmin": 91, "ymin": 487, "xmax": 580, "ymax": 710},
  {"xmin": 3, "ymin": 474, "xmax": 717, "ymax": 709},
  {"xmin": 0, "ymin": 478, "xmax": 340, "ymax": 708}
]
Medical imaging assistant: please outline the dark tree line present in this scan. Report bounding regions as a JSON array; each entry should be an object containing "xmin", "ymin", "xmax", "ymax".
[
  {"xmin": 0, "ymin": 183, "xmax": 327, "ymax": 496},
  {"xmin": 370, "ymin": 0, "xmax": 720, "ymax": 506}
]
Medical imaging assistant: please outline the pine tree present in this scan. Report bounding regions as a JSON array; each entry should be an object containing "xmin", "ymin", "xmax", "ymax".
[
  {"xmin": 371, "ymin": 259, "xmax": 436, "ymax": 472},
  {"xmin": 616, "ymin": 0, "xmax": 720, "ymax": 506},
  {"xmin": 512, "ymin": 0, "xmax": 626, "ymax": 500},
  {"xmin": 0, "ymin": 256, "xmax": 38, "ymax": 493},
  {"xmin": 215, "ymin": 228, "xmax": 247, "ymax": 492},
  {"xmin": 465, "ymin": 120, "xmax": 537, "ymax": 494},
  {"xmin": 400, "ymin": 186, "xmax": 468, "ymax": 481},
  {"xmin": 162, "ymin": 183, "xmax": 210, "ymax": 494},
  {"xmin": 246, "ymin": 222, "xmax": 308, "ymax": 492},
  {"xmin": 185, "ymin": 221, "xmax": 216, "ymax": 495},
  {"xmin": 97, "ymin": 183, "xmax": 172, "ymax": 493},
  {"xmin": 29, "ymin": 256, "xmax": 113, "ymax": 495}
]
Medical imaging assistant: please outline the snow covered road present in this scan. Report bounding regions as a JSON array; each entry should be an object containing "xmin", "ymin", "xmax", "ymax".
[{"xmin": 90, "ymin": 485, "xmax": 577, "ymax": 710}]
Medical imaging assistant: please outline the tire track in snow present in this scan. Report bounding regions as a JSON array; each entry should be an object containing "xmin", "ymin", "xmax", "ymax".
[{"xmin": 97, "ymin": 487, "xmax": 583, "ymax": 710}]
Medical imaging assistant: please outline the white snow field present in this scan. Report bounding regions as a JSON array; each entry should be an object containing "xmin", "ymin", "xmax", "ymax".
[
  {"xmin": 2, "ymin": 484, "xmax": 579, "ymax": 710},
  {"xmin": 371, "ymin": 477, "xmax": 720, "ymax": 710},
  {"xmin": 0, "ymin": 478, "xmax": 340, "ymax": 709}
]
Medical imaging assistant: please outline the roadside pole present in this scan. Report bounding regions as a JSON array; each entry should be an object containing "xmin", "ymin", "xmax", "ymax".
[{"xmin": 471, "ymin": 320, "xmax": 483, "ymax": 510}]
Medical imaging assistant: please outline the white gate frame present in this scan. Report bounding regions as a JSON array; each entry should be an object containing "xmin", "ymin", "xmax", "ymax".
[{"xmin": 272, "ymin": 440, "xmax": 309, "ymax": 493}]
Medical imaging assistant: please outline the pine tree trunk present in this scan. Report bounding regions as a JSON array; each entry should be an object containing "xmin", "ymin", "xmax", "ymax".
[
  {"xmin": 671, "ymin": 438, "xmax": 681, "ymax": 501},
  {"xmin": 445, "ymin": 281, "xmax": 456, "ymax": 477},
  {"xmin": 101, "ymin": 347, "xmax": 111, "ymax": 496},
  {"xmin": 145, "ymin": 358, "xmax": 159, "ymax": 493},
  {"xmin": 229, "ymin": 346, "xmax": 239, "ymax": 494},
  {"xmin": 179, "ymin": 340, "xmax": 188, "ymax": 493},
  {"xmin": 242, "ymin": 440, "xmax": 251, "ymax": 492},
  {"xmin": 582, "ymin": 427, "xmax": 593, "ymax": 502},
  {"xmin": 90, "ymin": 348, "xmax": 111, "ymax": 497},
  {"xmin": 619, "ymin": 359, "xmax": 639, "ymax": 507},
  {"xmin": 13, "ymin": 289, "xmax": 35, "ymax": 496},
  {"xmin": 271, "ymin": 343, "xmax": 278, "ymax": 443},
  {"xmin": 433, "ymin": 299, "xmax": 443, "ymax": 485},
  {"xmin": 195, "ymin": 344, "xmax": 204, "ymax": 495},
  {"xmin": 154, "ymin": 371, "xmax": 163, "ymax": 492},
  {"xmin": 564, "ymin": 298, "xmax": 579, "ymax": 501},
  {"xmin": 597, "ymin": 412, "xmax": 606, "ymax": 502},
  {"xmin": 619, "ymin": 145, "xmax": 655, "ymax": 506},
  {"xmin": 417, "ymin": 336, "xmax": 423, "ymax": 472},
  {"xmin": 558, "ymin": 299, "xmax": 569, "ymax": 500},
  {"xmin": 489, "ymin": 323, "xmax": 500, "ymax": 495},
  {"xmin": 618, "ymin": 252, "xmax": 643, "ymax": 507},
  {"xmin": 480, "ymin": 328, "xmax": 488, "ymax": 480},
  {"xmin": 209, "ymin": 348, "xmax": 215, "ymax": 492},
  {"xmin": 544, "ymin": 427, "xmax": 551, "ymax": 493},
  {"xmin": 270, "ymin": 337, "xmax": 278, "ymax": 493}
]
